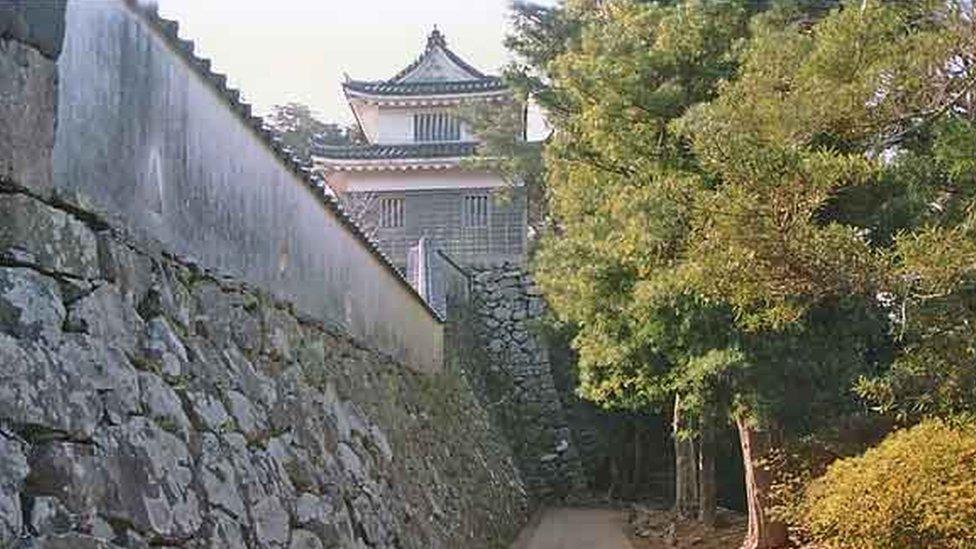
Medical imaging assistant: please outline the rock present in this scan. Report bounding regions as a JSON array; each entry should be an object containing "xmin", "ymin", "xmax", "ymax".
[
  {"xmin": 187, "ymin": 391, "xmax": 231, "ymax": 432},
  {"xmin": 0, "ymin": 267, "xmax": 64, "ymax": 343},
  {"xmin": 337, "ymin": 443, "xmax": 366, "ymax": 484},
  {"xmin": 24, "ymin": 441, "xmax": 98, "ymax": 516},
  {"xmin": 27, "ymin": 495, "xmax": 75, "ymax": 537},
  {"xmin": 0, "ymin": 334, "xmax": 103, "ymax": 439},
  {"xmin": 192, "ymin": 282, "xmax": 261, "ymax": 354},
  {"xmin": 27, "ymin": 532, "xmax": 120, "ymax": 549},
  {"xmin": 143, "ymin": 317, "xmax": 187, "ymax": 380},
  {"xmin": 225, "ymin": 390, "xmax": 265, "ymax": 440},
  {"xmin": 0, "ymin": 433, "xmax": 27, "ymax": 543},
  {"xmin": 91, "ymin": 417, "xmax": 202, "ymax": 540},
  {"xmin": 289, "ymin": 528, "xmax": 324, "ymax": 549},
  {"xmin": 197, "ymin": 434, "xmax": 246, "ymax": 520},
  {"xmin": 0, "ymin": 195, "xmax": 99, "ymax": 279},
  {"xmin": 223, "ymin": 345, "xmax": 276, "ymax": 410},
  {"xmin": 252, "ymin": 495, "xmax": 290, "ymax": 547},
  {"xmin": 200, "ymin": 509, "xmax": 246, "ymax": 548},
  {"xmin": 292, "ymin": 491, "xmax": 351, "ymax": 548},
  {"xmin": 138, "ymin": 372, "xmax": 191, "ymax": 441},
  {"xmin": 0, "ymin": 2, "xmax": 68, "ymax": 59},
  {"xmin": 263, "ymin": 307, "xmax": 298, "ymax": 362},
  {"xmin": 368, "ymin": 424, "xmax": 393, "ymax": 464},
  {"xmin": 66, "ymin": 284, "xmax": 143, "ymax": 355},
  {"xmin": 138, "ymin": 265, "xmax": 193, "ymax": 330}
]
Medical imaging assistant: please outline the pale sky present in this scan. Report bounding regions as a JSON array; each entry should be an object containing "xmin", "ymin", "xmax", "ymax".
[{"xmin": 156, "ymin": 0, "xmax": 550, "ymax": 125}]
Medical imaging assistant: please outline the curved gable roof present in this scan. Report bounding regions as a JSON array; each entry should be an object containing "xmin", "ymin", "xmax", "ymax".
[
  {"xmin": 343, "ymin": 28, "xmax": 506, "ymax": 98},
  {"xmin": 392, "ymin": 28, "xmax": 486, "ymax": 83}
]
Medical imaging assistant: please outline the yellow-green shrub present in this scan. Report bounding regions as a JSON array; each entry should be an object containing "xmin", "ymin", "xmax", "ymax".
[{"xmin": 803, "ymin": 419, "xmax": 976, "ymax": 548}]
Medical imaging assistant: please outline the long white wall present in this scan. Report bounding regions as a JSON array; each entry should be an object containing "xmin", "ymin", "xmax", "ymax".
[{"xmin": 51, "ymin": 1, "xmax": 443, "ymax": 372}]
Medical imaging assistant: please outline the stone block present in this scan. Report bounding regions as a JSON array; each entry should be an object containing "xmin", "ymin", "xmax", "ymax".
[
  {"xmin": 226, "ymin": 389, "xmax": 266, "ymax": 441},
  {"xmin": 290, "ymin": 528, "xmax": 325, "ymax": 549},
  {"xmin": 0, "ymin": 434, "xmax": 27, "ymax": 544},
  {"xmin": 27, "ymin": 532, "xmax": 120, "ymax": 549},
  {"xmin": 0, "ymin": 1, "xmax": 67, "ymax": 59},
  {"xmin": 252, "ymin": 495, "xmax": 290, "ymax": 547},
  {"xmin": 198, "ymin": 435, "xmax": 246, "ymax": 520},
  {"xmin": 0, "ymin": 266, "xmax": 64, "ymax": 343},
  {"xmin": 0, "ymin": 334, "xmax": 106, "ymax": 439},
  {"xmin": 66, "ymin": 284, "xmax": 144, "ymax": 355},
  {"xmin": 0, "ymin": 194, "xmax": 100, "ymax": 279},
  {"xmin": 91, "ymin": 417, "xmax": 202, "ymax": 540},
  {"xmin": 187, "ymin": 391, "xmax": 231, "ymax": 432},
  {"xmin": 144, "ymin": 317, "xmax": 187, "ymax": 379},
  {"xmin": 138, "ymin": 372, "xmax": 192, "ymax": 442}
]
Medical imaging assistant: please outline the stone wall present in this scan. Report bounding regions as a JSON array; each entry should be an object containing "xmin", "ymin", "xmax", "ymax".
[
  {"xmin": 459, "ymin": 265, "xmax": 675, "ymax": 504},
  {"xmin": 461, "ymin": 266, "xmax": 587, "ymax": 501},
  {"xmin": 0, "ymin": 22, "xmax": 528, "ymax": 547},
  {"xmin": 0, "ymin": 187, "xmax": 528, "ymax": 548}
]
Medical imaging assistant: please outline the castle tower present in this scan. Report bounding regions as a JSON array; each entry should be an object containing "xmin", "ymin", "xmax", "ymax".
[{"xmin": 314, "ymin": 29, "xmax": 527, "ymax": 271}]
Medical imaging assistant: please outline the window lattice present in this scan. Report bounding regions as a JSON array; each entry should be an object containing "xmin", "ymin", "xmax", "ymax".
[
  {"xmin": 462, "ymin": 195, "xmax": 489, "ymax": 228},
  {"xmin": 413, "ymin": 112, "xmax": 461, "ymax": 142},
  {"xmin": 380, "ymin": 197, "xmax": 404, "ymax": 228}
]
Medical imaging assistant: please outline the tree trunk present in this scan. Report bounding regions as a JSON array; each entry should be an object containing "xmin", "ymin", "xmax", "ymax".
[
  {"xmin": 736, "ymin": 415, "xmax": 788, "ymax": 549},
  {"xmin": 673, "ymin": 394, "xmax": 698, "ymax": 517},
  {"xmin": 698, "ymin": 412, "xmax": 717, "ymax": 527}
]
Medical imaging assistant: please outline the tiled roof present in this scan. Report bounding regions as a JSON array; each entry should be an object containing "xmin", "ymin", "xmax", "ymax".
[
  {"xmin": 390, "ymin": 28, "xmax": 486, "ymax": 82},
  {"xmin": 314, "ymin": 141, "xmax": 479, "ymax": 161},
  {"xmin": 343, "ymin": 78, "xmax": 506, "ymax": 97},
  {"xmin": 344, "ymin": 29, "xmax": 508, "ymax": 98}
]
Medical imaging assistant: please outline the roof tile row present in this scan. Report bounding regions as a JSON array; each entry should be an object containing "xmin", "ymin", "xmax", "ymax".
[{"xmin": 313, "ymin": 141, "xmax": 479, "ymax": 160}]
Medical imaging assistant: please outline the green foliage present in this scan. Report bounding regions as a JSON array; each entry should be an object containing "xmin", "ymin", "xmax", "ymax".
[
  {"xmin": 265, "ymin": 102, "xmax": 362, "ymax": 164},
  {"xmin": 508, "ymin": 0, "xmax": 975, "ymax": 441},
  {"xmin": 803, "ymin": 419, "xmax": 976, "ymax": 548},
  {"xmin": 523, "ymin": 0, "xmax": 758, "ymax": 415}
]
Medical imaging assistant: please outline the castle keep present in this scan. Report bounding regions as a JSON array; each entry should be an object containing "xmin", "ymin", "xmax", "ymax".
[{"xmin": 314, "ymin": 29, "xmax": 528, "ymax": 270}]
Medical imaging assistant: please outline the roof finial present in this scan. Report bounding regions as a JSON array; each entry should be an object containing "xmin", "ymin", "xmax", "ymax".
[{"xmin": 427, "ymin": 25, "xmax": 446, "ymax": 49}]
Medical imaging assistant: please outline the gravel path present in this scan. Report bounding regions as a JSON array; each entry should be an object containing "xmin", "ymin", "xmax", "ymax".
[{"xmin": 511, "ymin": 507, "xmax": 635, "ymax": 549}]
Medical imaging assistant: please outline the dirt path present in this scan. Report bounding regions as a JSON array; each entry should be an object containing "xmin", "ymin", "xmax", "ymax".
[{"xmin": 511, "ymin": 507, "xmax": 635, "ymax": 549}]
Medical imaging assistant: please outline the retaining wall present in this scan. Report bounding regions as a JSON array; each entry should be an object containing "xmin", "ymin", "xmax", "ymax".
[{"xmin": 0, "ymin": 10, "xmax": 528, "ymax": 547}]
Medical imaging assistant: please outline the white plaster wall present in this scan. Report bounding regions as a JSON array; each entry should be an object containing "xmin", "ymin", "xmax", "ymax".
[
  {"xmin": 376, "ymin": 109, "xmax": 414, "ymax": 143},
  {"xmin": 53, "ymin": 1, "xmax": 444, "ymax": 373},
  {"xmin": 371, "ymin": 106, "xmax": 473, "ymax": 144},
  {"xmin": 352, "ymin": 100, "xmax": 381, "ymax": 142}
]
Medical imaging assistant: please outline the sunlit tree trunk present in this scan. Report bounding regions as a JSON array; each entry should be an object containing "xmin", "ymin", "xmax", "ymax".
[
  {"xmin": 673, "ymin": 393, "xmax": 698, "ymax": 517},
  {"xmin": 736, "ymin": 415, "xmax": 788, "ymax": 549}
]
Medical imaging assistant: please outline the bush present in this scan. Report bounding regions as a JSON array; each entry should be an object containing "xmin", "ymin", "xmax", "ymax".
[{"xmin": 803, "ymin": 419, "xmax": 976, "ymax": 548}]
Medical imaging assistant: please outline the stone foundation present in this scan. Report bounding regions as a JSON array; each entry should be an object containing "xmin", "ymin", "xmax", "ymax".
[
  {"xmin": 464, "ymin": 266, "xmax": 587, "ymax": 501},
  {"xmin": 0, "ymin": 187, "xmax": 528, "ymax": 548}
]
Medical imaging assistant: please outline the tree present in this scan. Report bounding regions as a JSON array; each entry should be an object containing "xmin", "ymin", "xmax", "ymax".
[
  {"xmin": 265, "ymin": 102, "xmax": 362, "ymax": 165},
  {"xmin": 677, "ymin": 1, "xmax": 975, "ymax": 544},
  {"xmin": 505, "ymin": 0, "xmax": 975, "ymax": 546},
  {"xmin": 506, "ymin": 0, "xmax": 760, "ymax": 526}
]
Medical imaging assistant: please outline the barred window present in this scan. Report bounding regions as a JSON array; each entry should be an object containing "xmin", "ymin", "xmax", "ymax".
[
  {"xmin": 462, "ymin": 195, "xmax": 489, "ymax": 228},
  {"xmin": 379, "ymin": 197, "xmax": 404, "ymax": 228},
  {"xmin": 413, "ymin": 112, "xmax": 461, "ymax": 142}
]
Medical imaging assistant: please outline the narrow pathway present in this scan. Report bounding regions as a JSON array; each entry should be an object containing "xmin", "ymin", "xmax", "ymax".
[{"xmin": 511, "ymin": 507, "xmax": 635, "ymax": 549}]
